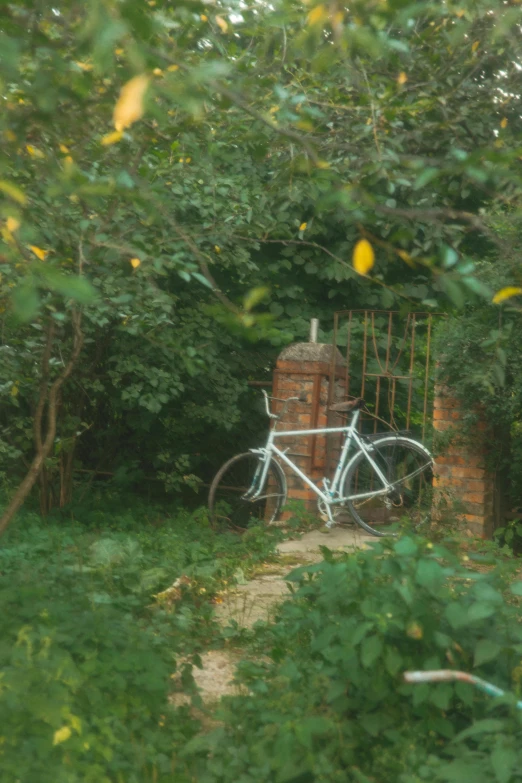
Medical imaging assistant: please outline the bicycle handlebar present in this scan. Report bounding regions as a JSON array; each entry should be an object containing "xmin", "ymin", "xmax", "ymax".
[{"xmin": 261, "ymin": 390, "xmax": 306, "ymax": 420}]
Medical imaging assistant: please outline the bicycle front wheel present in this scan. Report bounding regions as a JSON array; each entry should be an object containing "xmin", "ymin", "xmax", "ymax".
[
  {"xmin": 208, "ymin": 452, "xmax": 287, "ymax": 530},
  {"xmin": 342, "ymin": 436, "xmax": 433, "ymax": 537}
]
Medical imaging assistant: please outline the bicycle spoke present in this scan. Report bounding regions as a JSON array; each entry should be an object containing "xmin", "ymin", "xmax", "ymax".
[{"xmin": 343, "ymin": 437, "xmax": 433, "ymax": 537}]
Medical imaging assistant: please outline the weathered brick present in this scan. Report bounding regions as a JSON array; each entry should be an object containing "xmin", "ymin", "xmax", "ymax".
[
  {"xmin": 462, "ymin": 492, "xmax": 487, "ymax": 505},
  {"xmin": 433, "ymin": 420, "xmax": 458, "ymax": 432},
  {"xmin": 463, "ymin": 513, "xmax": 486, "ymax": 525},
  {"xmin": 466, "ymin": 521, "xmax": 487, "ymax": 538},
  {"xmin": 447, "ymin": 466, "xmax": 486, "ymax": 480}
]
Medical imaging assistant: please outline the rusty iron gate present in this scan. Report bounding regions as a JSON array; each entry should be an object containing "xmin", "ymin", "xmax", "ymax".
[{"xmin": 326, "ymin": 311, "xmax": 438, "ymax": 471}]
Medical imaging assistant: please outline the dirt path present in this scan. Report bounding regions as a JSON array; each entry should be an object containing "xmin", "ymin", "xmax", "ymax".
[{"xmin": 179, "ymin": 525, "xmax": 374, "ymax": 704}]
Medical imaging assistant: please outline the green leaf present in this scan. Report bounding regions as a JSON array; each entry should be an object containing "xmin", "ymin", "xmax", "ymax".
[
  {"xmin": 467, "ymin": 602, "xmax": 496, "ymax": 622},
  {"xmin": 192, "ymin": 272, "xmax": 214, "ymax": 289},
  {"xmin": 414, "ymin": 167, "xmax": 439, "ymax": 190},
  {"xmin": 37, "ymin": 268, "xmax": 96, "ymax": 303},
  {"xmin": 441, "ymin": 277, "xmax": 465, "ymax": 308},
  {"xmin": 430, "ymin": 683, "xmax": 453, "ymax": 710},
  {"xmin": 455, "ymin": 719, "xmax": 504, "ymax": 742},
  {"xmin": 415, "ymin": 559, "xmax": 444, "ymax": 590},
  {"xmin": 509, "ymin": 581, "xmax": 522, "ymax": 596},
  {"xmin": 384, "ymin": 647, "xmax": 402, "ymax": 677},
  {"xmin": 360, "ymin": 635, "xmax": 383, "ymax": 668},
  {"xmin": 445, "ymin": 603, "xmax": 470, "ymax": 629},
  {"xmin": 474, "ymin": 639, "xmax": 501, "ymax": 667},
  {"xmin": 394, "ymin": 537, "xmax": 417, "ymax": 556},
  {"xmin": 12, "ymin": 284, "xmax": 40, "ymax": 322},
  {"xmin": 491, "ymin": 744, "xmax": 517, "ymax": 783}
]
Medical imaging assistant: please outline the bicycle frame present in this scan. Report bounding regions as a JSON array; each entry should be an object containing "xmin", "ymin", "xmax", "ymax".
[{"xmin": 248, "ymin": 408, "xmax": 393, "ymax": 508}]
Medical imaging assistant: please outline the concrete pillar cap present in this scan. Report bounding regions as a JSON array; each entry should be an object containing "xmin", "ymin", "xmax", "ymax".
[{"xmin": 277, "ymin": 342, "xmax": 345, "ymax": 365}]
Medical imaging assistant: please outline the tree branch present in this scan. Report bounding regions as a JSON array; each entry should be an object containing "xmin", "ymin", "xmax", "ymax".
[{"xmin": 0, "ymin": 311, "xmax": 84, "ymax": 537}]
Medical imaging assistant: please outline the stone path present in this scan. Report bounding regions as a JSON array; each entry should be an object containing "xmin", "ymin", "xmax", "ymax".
[{"xmin": 180, "ymin": 525, "xmax": 374, "ymax": 705}]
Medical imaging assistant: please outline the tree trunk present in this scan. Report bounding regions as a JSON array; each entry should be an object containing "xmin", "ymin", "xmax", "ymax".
[{"xmin": 0, "ymin": 311, "xmax": 83, "ymax": 537}]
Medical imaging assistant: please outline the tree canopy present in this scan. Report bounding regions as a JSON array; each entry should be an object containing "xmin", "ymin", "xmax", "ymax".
[{"xmin": 1, "ymin": 0, "xmax": 522, "ymax": 528}]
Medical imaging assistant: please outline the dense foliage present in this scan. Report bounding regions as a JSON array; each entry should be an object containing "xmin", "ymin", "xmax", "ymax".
[
  {"xmin": 182, "ymin": 536, "xmax": 522, "ymax": 783},
  {"xmin": 2, "ymin": 0, "xmax": 522, "ymax": 522},
  {"xmin": 0, "ymin": 500, "xmax": 282, "ymax": 782}
]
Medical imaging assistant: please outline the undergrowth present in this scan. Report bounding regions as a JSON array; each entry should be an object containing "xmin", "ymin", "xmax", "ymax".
[
  {"xmin": 181, "ymin": 536, "xmax": 522, "ymax": 783},
  {"xmin": 0, "ymin": 496, "xmax": 283, "ymax": 783}
]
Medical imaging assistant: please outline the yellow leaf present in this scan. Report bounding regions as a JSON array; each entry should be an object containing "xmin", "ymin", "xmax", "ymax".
[
  {"xmin": 215, "ymin": 15, "xmax": 228, "ymax": 32},
  {"xmin": 10, "ymin": 383, "xmax": 19, "ymax": 397},
  {"xmin": 500, "ymin": 117, "xmax": 508, "ymax": 129},
  {"xmin": 115, "ymin": 48, "xmax": 124, "ymax": 56},
  {"xmin": 397, "ymin": 72, "xmax": 408, "ymax": 85},
  {"xmin": 1, "ymin": 226, "xmax": 14, "ymax": 245},
  {"xmin": 299, "ymin": 222, "xmax": 307, "ymax": 231},
  {"xmin": 153, "ymin": 68, "xmax": 163, "ymax": 76},
  {"xmin": 214, "ymin": 245, "xmax": 221, "ymax": 253},
  {"xmin": 53, "ymin": 726, "xmax": 72, "ymax": 746},
  {"xmin": 130, "ymin": 257, "xmax": 141, "ymax": 268},
  {"xmin": 74, "ymin": 61, "xmax": 93, "ymax": 71},
  {"xmin": 101, "ymin": 130, "xmax": 124, "ymax": 146},
  {"xmin": 332, "ymin": 11, "xmax": 344, "ymax": 27},
  {"xmin": 307, "ymin": 4, "xmax": 327, "ymax": 25},
  {"xmin": 185, "ymin": 157, "xmax": 191, "ymax": 163},
  {"xmin": 4, "ymin": 130, "xmax": 16, "ymax": 142},
  {"xmin": 113, "ymin": 74, "xmax": 150, "ymax": 132},
  {"xmin": 63, "ymin": 156, "xmax": 74, "ymax": 167},
  {"xmin": 456, "ymin": 9, "xmax": 465, "ymax": 18},
  {"xmin": 406, "ymin": 622, "xmax": 423, "ymax": 640},
  {"xmin": 26, "ymin": 145, "xmax": 45, "ymax": 159},
  {"xmin": 0, "ymin": 179, "xmax": 27, "ymax": 204},
  {"xmin": 167, "ymin": 64, "xmax": 179, "ymax": 72},
  {"xmin": 69, "ymin": 714, "xmax": 82, "ymax": 734},
  {"xmin": 6, "ymin": 217, "xmax": 20, "ymax": 233},
  {"xmin": 353, "ymin": 239, "xmax": 375, "ymax": 275},
  {"xmin": 29, "ymin": 245, "xmax": 48, "ymax": 261},
  {"xmin": 492, "ymin": 286, "xmax": 522, "ymax": 304},
  {"xmin": 398, "ymin": 249, "xmax": 414, "ymax": 267},
  {"xmin": 471, "ymin": 40, "xmax": 479, "ymax": 52},
  {"xmin": 200, "ymin": 14, "xmax": 208, "ymax": 21},
  {"xmin": 59, "ymin": 144, "xmax": 70, "ymax": 154}
]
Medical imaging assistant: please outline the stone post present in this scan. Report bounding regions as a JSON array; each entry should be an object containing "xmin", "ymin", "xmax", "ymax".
[{"xmin": 271, "ymin": 340, "xmax": 345, "ymax": 513}]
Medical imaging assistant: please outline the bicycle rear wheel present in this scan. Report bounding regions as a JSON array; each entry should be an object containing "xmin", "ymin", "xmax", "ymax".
[
  {"xmin": 208, "ymin": 452, "xmax": 287, "ymax": 530},
  {"xmin": 342, "ymin": 436, "xmax": 433, "ymax": 537}
]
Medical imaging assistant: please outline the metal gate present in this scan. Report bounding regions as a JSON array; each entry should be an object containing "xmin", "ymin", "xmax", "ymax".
[{"xmin": 327, "ymin": 310, "xmax": 438, "ymax": 448}]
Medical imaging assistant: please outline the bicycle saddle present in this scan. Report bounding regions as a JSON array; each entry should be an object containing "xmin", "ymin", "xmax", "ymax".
[{"xmin": 329, "ymin": 397, "xmax": 365, "ymax": 412}]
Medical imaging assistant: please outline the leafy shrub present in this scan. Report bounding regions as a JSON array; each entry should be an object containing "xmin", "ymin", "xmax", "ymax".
[
  {"xmin": 182, "ymin": 536, "xmax": 522, "ymax": 783},
  {"xmin": 0, "ymin": 504, "xmax": 281, "ymax": 782}
]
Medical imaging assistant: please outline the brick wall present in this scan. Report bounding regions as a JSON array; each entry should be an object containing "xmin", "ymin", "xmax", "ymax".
[
  {"xmin": 271, "ymin": 344, "xmax": 345, "ymax": 514},
  {"xmin": 433, "ymin": 384, "xmax": 495, "ymax": 538}
]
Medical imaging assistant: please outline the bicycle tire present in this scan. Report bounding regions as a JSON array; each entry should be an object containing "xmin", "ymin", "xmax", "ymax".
[
  {"xmin": 208, "ymin": 452, "xmax": 287, "ymax": 530},
  {"xmin": 341, "ymin": 436, "xmax": 433, "ymax": 537}
]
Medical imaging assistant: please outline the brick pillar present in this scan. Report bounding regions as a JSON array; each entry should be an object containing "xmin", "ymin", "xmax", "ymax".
[
  {"xmin": 272, "ymin": 342, "xmax": 345, "ymax": 514},
  {"xmin": 433, "ymin": 385, "xmax": 495, "ymax": 538}
]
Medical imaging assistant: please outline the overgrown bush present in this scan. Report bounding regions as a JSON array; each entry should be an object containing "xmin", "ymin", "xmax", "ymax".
[
  {"xmin": 182, "ymin": 536, "xmax": 522, "ymax": 783},
  {"xmin": 433, "ymin": 263, "xmax": 522, "ymax": 509},
  {"xmin": 0, "ymin": 503, "xmax": 281, "ymax": 782}
]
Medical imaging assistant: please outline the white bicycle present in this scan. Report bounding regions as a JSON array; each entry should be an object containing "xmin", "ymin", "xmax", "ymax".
[{"xmin": 209, "ymin": 392, "xmax": 434, "ymax": 536}]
